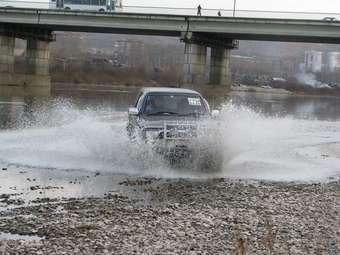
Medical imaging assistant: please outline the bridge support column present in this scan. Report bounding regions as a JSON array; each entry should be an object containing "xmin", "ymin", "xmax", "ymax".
[
  {"xmin": 0, "ymin": 35, "xmax": 15, "ymax": 86},
  {"xmin": 209, "ymin": 46, "xmax": 231, "ymax": 88},
  {"xmin": 25, "ymin": 38, "xmax": 51, "ymax": 93},
  {"xmin": 181, "ymin": 32, "xmax": 237, "ymax": 92},
  {"xmin": 183, "ymin": 43, "xmax": 207, "ymax": 86}
]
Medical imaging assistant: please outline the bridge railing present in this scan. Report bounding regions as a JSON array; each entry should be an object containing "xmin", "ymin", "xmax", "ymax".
[
  {"xmin": 1, "ymin": 0, "xmax": 340, "ymax": 21},
  {"xmin": 123, "ymin": 6, "xmax": 340, "ymax": 20}
]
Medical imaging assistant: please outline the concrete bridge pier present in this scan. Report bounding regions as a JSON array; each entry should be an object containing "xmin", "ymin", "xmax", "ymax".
[
  {"xmin": 25, "ymin": 38, "xmax": 51, "ymax": 95},
  {"xmin": 181, "ymin": 32, "xmax": 237, "ymax": 92},
  {"xmin": 0, "ymin": 35, "xmax": 15, "ymax": 86},
  {"xmin": 209, "ymin": 46, "xmax": 231, "ymax": 86},
  {"xmin": 0, "ymin": 25, "xmax": 54, "ymax": 97},
  {"xmin": 183, "ymin": 43, "xmax": 207, "ymax": 86}
]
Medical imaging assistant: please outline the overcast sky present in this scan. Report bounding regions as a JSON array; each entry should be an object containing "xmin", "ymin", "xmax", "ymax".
[{"xmin": 126, "ymin": 0, "xmax": 340, "ymax": 13}]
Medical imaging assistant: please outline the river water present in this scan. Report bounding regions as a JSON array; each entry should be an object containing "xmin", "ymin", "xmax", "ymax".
[{"xmin": 0, "ymin": 87, "xmax": 339, "ymax": 201}]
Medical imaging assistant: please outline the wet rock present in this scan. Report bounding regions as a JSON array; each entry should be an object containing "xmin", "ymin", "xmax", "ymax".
[
  {"xmin": 119, "ymin": 178, "xmax": 154, "ymax": 186},
  {"xmin": 0, "ymin": 179, "xmax": 338, "ymax": 254},
  {"xmin": 0, "ymin": 197, "xmax": 25, "ymax": 206},
  {"xmin": 31, "ymin": 198, "xmax": 59, "ymax": 204},
  {"xmin": 0, "ymin": 194, "xmax": 10, "ymax": 199}
]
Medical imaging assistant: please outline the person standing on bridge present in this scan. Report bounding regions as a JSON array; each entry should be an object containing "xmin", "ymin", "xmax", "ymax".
[
  {"xmin": 197, "ymin": 5, "xmax": 202, "ymax": 16},
  {"xmin": 218, "ymin": 10, "xmax": 221, "ymax": 16}
]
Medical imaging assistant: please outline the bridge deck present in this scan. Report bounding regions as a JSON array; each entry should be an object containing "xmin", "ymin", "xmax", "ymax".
[{"xmin": 1, "ymin": 8, "xmax": 340, "ymax": 43}]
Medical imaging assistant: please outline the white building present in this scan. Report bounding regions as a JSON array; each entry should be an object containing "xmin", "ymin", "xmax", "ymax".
[
  {"xmin": 304, "ymin": 50, "xmax": 323, "ymax": 73},
  {"xmin": 327, "ymin": 52, "xmax": 340, "ymax": 72}
]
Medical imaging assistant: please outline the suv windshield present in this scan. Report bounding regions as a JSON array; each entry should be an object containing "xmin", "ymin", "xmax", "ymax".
[{"xmin": 143, "ymin": 94, "xmax": 207, "ymax": 116}]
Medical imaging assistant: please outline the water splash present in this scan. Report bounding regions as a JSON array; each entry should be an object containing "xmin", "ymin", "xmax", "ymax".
[
  {"xmin": 217, "ymin": 102, "xmax": 340, "ymax": 180},
  {"xmin": 295, "ymin": 72, "xmax": 331, "ymax": 89},
  {"xmin": 0, "ymin": 99, "xmax": 339, "ymax": 181}
]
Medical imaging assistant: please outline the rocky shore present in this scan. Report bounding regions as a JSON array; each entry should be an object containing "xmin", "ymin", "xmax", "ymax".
[{"xmin": 0, "ymin": 178, "xmax": 339, "ymax": 254}]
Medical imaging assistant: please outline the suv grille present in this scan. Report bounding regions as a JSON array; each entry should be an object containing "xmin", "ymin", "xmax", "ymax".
[{"xmin": 161, "ymin": 124, "xmax": 197, "ymax": 140}]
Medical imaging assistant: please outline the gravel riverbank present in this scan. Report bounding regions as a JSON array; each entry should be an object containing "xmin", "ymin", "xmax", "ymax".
[{"xmin": 0, "ymin": 178, "xmax": 339, "ymax": 254}]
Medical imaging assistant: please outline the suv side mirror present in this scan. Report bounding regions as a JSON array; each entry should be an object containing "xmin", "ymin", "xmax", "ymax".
[
  {"xmin": 211, "ymin": 110, "xmax": 220, "ymax": 118},
  {"xmin": 128, "ymin": 107, "xmax": 139, "ymax": 116}
]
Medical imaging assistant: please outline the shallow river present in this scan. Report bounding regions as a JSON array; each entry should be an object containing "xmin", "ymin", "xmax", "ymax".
[{"xmin": 0, "ymin": 87, "xmax": 339, "ymax": 202}]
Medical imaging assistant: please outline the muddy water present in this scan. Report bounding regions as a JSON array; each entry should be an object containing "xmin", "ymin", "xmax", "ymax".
[
  {"xmin": 0, "ymin": 87, "xmax": 339, "ymax": 204},
  {"xmin": 0, "ymin": 232, "xmax": 44, "ymax": 241}
]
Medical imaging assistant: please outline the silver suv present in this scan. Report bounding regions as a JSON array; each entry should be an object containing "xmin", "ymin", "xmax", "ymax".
[{"xmin": 127, "ymin": 87, "xmax": 219, "ymax": 161}]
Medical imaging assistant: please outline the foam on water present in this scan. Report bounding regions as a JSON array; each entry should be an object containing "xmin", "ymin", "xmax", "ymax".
[
  {"xmin": 0, "ymin": 99, "xmax": 339, "ymax": 181},
  {"xmin": 218, "ymin": 103, "xmax": 340, "ymax": 181}
]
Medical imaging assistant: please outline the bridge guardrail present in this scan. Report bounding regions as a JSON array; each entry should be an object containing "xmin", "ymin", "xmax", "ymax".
[{"xmin": 1, "ymin": 0, "xmax": 340, "ymax": 20}]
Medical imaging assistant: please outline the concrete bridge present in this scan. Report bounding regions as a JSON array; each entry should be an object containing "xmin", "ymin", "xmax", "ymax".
[{"xmin": 2, "ymin": 7, "xmax": 340, "ymax": 95}]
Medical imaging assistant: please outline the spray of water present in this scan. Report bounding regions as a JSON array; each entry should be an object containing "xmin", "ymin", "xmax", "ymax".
[
  {"xmin": 0, "ymin": 99, "xmax": 339, "ymax": 181},
  {"xmin": 295, "ymin": 72, "xmax": 331, "ymax": 89}
]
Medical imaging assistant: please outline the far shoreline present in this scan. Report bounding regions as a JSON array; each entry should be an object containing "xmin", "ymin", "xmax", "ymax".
[{"xmin": 51, "ymin": 82, "xmax": 340, "ymax": 99}]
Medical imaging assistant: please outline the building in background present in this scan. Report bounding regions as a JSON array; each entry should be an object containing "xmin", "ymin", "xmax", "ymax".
[
  {"xmin": 304, "ymin": 50, "xmax": 322, "ymax": 73},
  {"xmin": 327, "ymin": 52, "xmax": 340, "ymax": 72}
]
